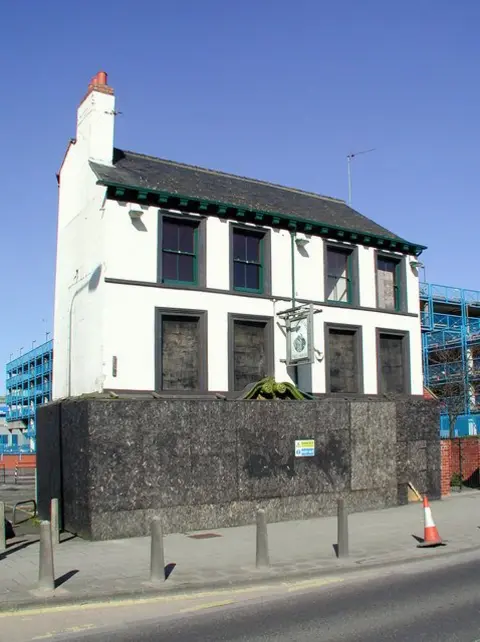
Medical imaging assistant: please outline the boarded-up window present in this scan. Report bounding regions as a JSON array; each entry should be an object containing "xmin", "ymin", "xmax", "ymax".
[
  {"xmin": 377, "ymin": 257, "xmax": 399, "ymax": 310},
  {"xmin": 232, "ymin": 320, "xmax": 269, "ymax": 391},
  {"xmin": 161, "ymin": 316, "xmax": 200, "ymax": 390},
  {"xmin": 327, "ymin": 327, "xmax": 360, "ymax": 393},
  {"xmin": 378, "ymin": 333, "xmax": 407, "ymax": 393},
  {"xmin": 326, "ymin": 248, "xmax": 351, "ymax": 303}
]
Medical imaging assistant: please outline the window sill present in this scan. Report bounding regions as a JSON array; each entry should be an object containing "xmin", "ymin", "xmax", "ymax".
[
  {"xmin": 105, "ymin": 278, "xmax": 418, "ymax": 317},
  {"xmin": 233, "ymin": 287, "xmax": 264, "ymax": 295},
  {"xmin": 325, "ymin": 391, "xmax": 365, "ymax": 396},
  {"xmin": 377, "ymin": 305, "xmax": 403, "ymax": 314},
  {"xmin": 160, "ymin": 280, "xmax": 201, "ymax": 289},
  {"xmin": 321, "ymin": 300, "xmax": 414, "ymax": 316},
  {"xmin": 325, "ymin": 299, "xmax": 354, "ymax": 307}
]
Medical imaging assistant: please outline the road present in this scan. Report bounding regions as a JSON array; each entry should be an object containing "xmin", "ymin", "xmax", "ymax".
[{"xmin": 4, "ymin": 551, "xmax": 480, "ymax": 641}]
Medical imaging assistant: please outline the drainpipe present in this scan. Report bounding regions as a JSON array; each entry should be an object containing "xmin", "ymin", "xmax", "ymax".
[
  {"xmin": 290, "ymin": 231, "xmax": 298, "ymax": 386},
  {"xmin": 67, "ymin": 266, "xmax": 103, "ymax": 397},
  {"xmin": 290, "ymin": 231, "xmax": 296, "ymax": 308}
]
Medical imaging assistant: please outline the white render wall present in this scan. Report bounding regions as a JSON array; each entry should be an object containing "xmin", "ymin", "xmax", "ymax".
[
  {"xmin": 52, "ymin": 90, "xmax": 115, "ymax": 400},
  {"xmin": 97, "ymin": 198, "xmax": 423, "ymax": 395},
  {"xmin": 54, "ymin": 180, "xmax": 423, "ymax": 399},
  {"xmin": 53, "ymin": 85, "xmax": 423, "ymax": 399}
]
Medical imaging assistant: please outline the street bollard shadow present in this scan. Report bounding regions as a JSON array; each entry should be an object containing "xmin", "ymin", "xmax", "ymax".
[
  {"xmin": 6, "ymin": 538, "xmax": 27, "ymax": 547},
  {"xmin": 332, "ymin": 544, "xmax": 339, "ymax": 558},
  {"xmin": 1, "ymin": 538, "xmax": 38, "ymax": 559},
  {"xmin": 55, "ymin": 570, "xmax": 79, "ymax": 589},
  {"xmin": 164, "ymin": 562, "xmax": 176, "ymax": 580},
  {"xmin": 60, "ymin": 533, "xmax": 77, "ymax": 545}
]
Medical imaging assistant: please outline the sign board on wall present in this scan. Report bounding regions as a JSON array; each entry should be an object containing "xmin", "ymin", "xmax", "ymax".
[
  {"xmin": 295, "ymin": 439, "xmax": 315, "ymax": 457},
  {"xmin": 285, "ymin": 305, "xmax": 315, "ymax": 366}
]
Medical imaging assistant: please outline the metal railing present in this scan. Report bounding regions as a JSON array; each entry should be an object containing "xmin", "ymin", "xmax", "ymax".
[
  {"xmin": 12, "ymin": 499, "xmax": 37, "ymax": 526},
  {"xmin": 14, "ymin": 463, "xmax": 36, "ymax": 485}
]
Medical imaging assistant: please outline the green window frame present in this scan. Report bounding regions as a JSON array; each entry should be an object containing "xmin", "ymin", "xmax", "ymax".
[
  {"xmin": 232, "ymin": 228, "xmax": 264, "ymax": 294},
  {"xmin": 325, "ymin": 247, "xmax": 353, "ymax": 304},
  {"xmin": 161, "ymin": 218, "xmax": 199, "ymax": 286},
  {"xmin": 377, "ymin": 256, "xmax": 401, "ymax": 311}
]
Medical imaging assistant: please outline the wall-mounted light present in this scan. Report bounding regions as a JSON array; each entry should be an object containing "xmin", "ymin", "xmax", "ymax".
[
  {"xmin": 410, "ymin": 260, "xmax": 424, "ymax": 269},
  {"xmin": 129, "ymin": 209, "xmax": 143, "ymax": 219},
  {"xmin": 295, "ymin": 237, "xmax": 310, "ymax": 249}
]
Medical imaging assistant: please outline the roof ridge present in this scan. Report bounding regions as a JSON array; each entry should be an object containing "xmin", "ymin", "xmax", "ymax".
[{"xmin": 115, "ymin": 148, "xmax": 346, "ymax": 206}]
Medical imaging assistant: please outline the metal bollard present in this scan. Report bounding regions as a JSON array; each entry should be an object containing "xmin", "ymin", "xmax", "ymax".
[
  {"xmin": 38, "ymin": 520, "xmax": 55, "ymax": 591},
  {"xmin": 150, "ymin": 518, "xmax": 165, "ymax": 582},
  {"xmin": 50, "ymin": 498, "xmax": 60, "ymax": 545},
  {"xmin": 256, "ymin": 509, "xmax": 270, "ymax": 568},
  {"xmin": 337, "ymin": 498, "xmax": 349, "ymax": 558},
  {"xmin": 0, "ymin": 502, "xmax": 6, "ymax": 552}
]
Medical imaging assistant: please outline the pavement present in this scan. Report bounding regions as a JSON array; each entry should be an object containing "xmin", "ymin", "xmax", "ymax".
[{"xmin": 2, "ymin": 489, "xmax": 480, "ymax": 614}]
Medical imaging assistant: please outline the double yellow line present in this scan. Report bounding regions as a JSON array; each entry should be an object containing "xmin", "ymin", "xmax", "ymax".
[{"xmin": 0, "ymin": 576, "xmax": 345, "ymax": 619}]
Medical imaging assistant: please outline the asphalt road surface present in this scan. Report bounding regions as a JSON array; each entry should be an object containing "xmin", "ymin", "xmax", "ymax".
[{"xmin": 5, "ymin": 553, "xmax": 480, "ymax": 642}]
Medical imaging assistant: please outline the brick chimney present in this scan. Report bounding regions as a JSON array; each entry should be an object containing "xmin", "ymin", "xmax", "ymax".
[
  {"xmin": 84, "ymin": 71, "xmax": 114, "ymax": 99},
  {"xmin": 76, "ymin": 71, "xmax": 115, "ymax": 165}
]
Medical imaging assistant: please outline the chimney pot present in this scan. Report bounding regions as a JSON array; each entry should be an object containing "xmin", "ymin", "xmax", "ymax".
[
  {"xmin": 96, "ymin": 71, "xmax": 108, "ymax": 85},
  {"xmin": 82, "ymin": 71, "xmax": 114, "ymax": 102}
]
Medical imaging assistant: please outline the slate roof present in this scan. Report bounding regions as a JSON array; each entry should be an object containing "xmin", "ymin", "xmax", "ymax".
[{"xmin": 90, "ymin": 149, "xmax": 420, "ymax": 244}]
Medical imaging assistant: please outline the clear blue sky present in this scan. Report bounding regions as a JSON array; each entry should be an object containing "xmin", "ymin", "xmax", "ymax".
[{"xmin": 1, "ymin": 0, "xmax": 479, "ymax": 391}]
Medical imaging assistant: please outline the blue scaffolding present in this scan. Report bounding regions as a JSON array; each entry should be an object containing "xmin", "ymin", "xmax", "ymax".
[
  {"xmin": 4, "ymin": 340, "xmax": 53, "ymax": 454},
  {"xmin": 420, "ymin": 283, "xmax": 480, "ymax": 437}
]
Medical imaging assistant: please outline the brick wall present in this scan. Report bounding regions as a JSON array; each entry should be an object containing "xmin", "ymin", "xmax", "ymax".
[
  {"xmin": 440, "ymin": 437, "xmax": 480, "ymax": 496},
  {"xmin": 452, "ymin": 438, "xmax": 480, "ymax": 485},
  {"xmin": 441, "ymin": 440, "xmax": 452, "ymax": 496}
]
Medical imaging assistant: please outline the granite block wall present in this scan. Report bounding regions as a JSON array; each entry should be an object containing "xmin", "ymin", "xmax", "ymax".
[
  {"xmin": 37, "ymin": 396, "xmax": 440, "ymax": 540},
  {"xmin": 36, "ymin": 402, "xmax": 62, "ymax": 526}
]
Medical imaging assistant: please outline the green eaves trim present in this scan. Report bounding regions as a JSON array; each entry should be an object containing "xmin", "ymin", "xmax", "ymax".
[{"xmin": 97, "ymin": 179, "xmax": 427, "ymax": 256}]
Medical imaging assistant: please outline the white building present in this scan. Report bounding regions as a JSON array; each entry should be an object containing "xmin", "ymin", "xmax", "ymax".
[{"xmin": 53, "ymin": 72, "xmax": 427, "ymax": 400}]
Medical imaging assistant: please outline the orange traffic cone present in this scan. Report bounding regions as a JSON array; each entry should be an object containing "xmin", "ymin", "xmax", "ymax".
[{"xmin": 418, "ymin": 495, "xmax": 443, "ymax": 547}]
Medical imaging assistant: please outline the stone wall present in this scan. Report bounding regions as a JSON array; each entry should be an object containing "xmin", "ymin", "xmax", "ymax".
[{"xmin": 36, "ymin": 396, "xmax": 440, "ymax": 540}]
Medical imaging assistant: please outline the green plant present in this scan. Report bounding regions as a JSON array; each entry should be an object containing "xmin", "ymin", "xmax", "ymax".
[
  {"xmin": 241, "ymin": 377, "xmax": 307, "ymax": 400},
  {"xmin": 450, "ymin": 472, "xmax": 462, "ymax": 487}
]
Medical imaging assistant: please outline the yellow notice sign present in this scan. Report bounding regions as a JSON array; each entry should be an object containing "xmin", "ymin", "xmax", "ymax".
[{"xmin": 295, "ymin": 440, "xmax": 315, "ymax": 457}]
